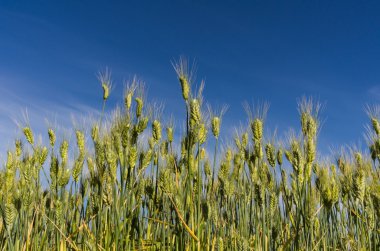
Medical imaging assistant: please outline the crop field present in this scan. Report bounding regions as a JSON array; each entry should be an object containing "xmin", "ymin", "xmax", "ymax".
[{"xmin": 0, "ymin": 60, "xmax": 379, "ymax": 250}]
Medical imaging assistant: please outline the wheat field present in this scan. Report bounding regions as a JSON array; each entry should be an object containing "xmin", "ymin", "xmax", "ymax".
[{"xmin": 0, "ymin": 59, "xmax": 379, "ymax": 250}]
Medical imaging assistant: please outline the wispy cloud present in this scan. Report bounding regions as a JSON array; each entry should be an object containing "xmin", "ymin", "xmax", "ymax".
[
  {"xmin": 367, "ymin": 85, "xmax": 380, "ymax": 100},
  {"xmin": 0, "ymin": 75, "xmax": 102, "ymax": 161}
]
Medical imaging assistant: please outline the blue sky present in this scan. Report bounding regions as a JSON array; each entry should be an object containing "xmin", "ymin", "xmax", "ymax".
[{"xmin": 1, "ymin": 0, "xmax": 380, "ymax": 158}]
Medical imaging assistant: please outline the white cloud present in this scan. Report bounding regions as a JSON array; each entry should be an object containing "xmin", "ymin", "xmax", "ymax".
[
  {"xmin": 0, "ymin": 75, "xmax": 102, "ymax": 160},
  {"xmin": 367, "ymin": 85, "xmax": 380, "ymax": 99}
]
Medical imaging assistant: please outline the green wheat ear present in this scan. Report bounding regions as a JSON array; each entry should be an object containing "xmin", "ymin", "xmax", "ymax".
[
  {"xmin": 125, "ymin": 92, "xmax": 133, "ymax": 110},
  {"xmin": 212, "ymin": 117, "xmax": 220, "ymax": 138},
  {"xmin": 76, "ymin": 130, "xmax": 85, "ymax": 155},
  {"xmin": 39, "ymin": 146, "xmax": 49, "ymax": 166},
  {"xmin": 1, "ymin": 64, "xmax": 380, "ymax": 250},
  {"xmin": 173, "ymin": 56, "xmax": 193, "ymax": 102},
  {"xmin": 98, "ymin": 68, "xmax": 112, "ymax": 101},
  {"xmin": 166, "ymin": 126, "xmax": 173, "ymax": 143},
  {"xmin": 190, "ymin": 99, "xmax": 201, "ymax": 128},
  {"xmin": 4, "ymin": 202, "xmax": 17, "ymax": 232},
  {"xmin": 371, "ymin": 117, "xmax": 380, "ymax": 135},
  {"xmin": 72, "ymin": 157, "xmax": 84, "ymax": 182},
  {"xmin": 152, "ymin": 120, "xmax": 162, "ymax": 142},
  {"xmin": 48, "ymin": 128, "xmax": 56, "ymax": 147},
  {"xmin": 198, "ymin": 123, "xmax": 207, "ymax": 144},
  {"xmin": 102, "ymin": 83, "xmax": 109, "ymax": 100},
  {"xmin": 60, "ymin": 140, "xmax": 69, "ymax": 165},
  {"xmin": 23, "ymin": 126, "xmax": 34, "ymax": 145},
  {"xmin": 276, "ymin": 148, "xmax": 283, "ymax": 166},
  {"xmin": 135, "ymin": 97, "xmax": 143, "ymax": 118},
  {"xmin": 15, "ymin": 139, "xmax": 22, "ymax": 157},
  {"xmin": 179, "ymin": 76, "xmax": 190, "ymax": 101},
  {"xmin": 251, "ymin": 118, "xmax": 263, "ymax": 143},
  {"xmin": 354, "ymin": 168, "xmax": 366, "ymax": 203},
  {"xmin": 128, "ymin": 146, "xmax": 137, "ymax": 168},
  {"xmin": 265, "ymin": 143, "xmax": 276, "ymax": 168}
]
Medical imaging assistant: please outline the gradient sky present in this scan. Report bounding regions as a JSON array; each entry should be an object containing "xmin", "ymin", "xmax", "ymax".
[{"xmin": 1, "ymin": 0, "xmax": 380, "ymax": 158}]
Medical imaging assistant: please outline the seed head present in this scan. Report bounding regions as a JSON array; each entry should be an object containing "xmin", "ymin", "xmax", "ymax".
[
  {"xmin": 233, "ymin": 153, "xmax": 242, "ymax": 167},
  {"xmin": 15, "ymin": 139, "xmax": 22, "ymax": 157},
  {"xmin": 200, "ymin": 147, "xmax": 206, "ymax": 160},
  {"xmin": 354, "ymin": 152, "xmax": 363, "ymax": 167},
  {"xmin": 198, "ymin": 123, "xmax": 207, "ymax": 144},
  {"xmin": 190, "ymin": 99, "xmax": 201, "ymax": 128},
  {"xmin": 146, "ymin": 140, "xmax": 155, "ymax": 153},
  {"xmin": 372, "ymin": 117, "xmax": 380, "ymax": 135},
  {"xmin": 98, "ymin": 69, "xmax": 112, "ymax": 101},
  {"xmin": 298, "ymin": 97, "xmax": 320, "ymax": 138},
  {"xmin": 137, "ymin": 116, "xmax": 149, "ymax": 134},
  {"xmin": 370, "ymin": 144, "xmax": 377, "ymax": 161},
  {"xmin": 58, "ymin": 168, "xmax": 71, "ymax": 187},
  {"xmin": 91, "ymin": 125, "xmax": 99, "ymax": 142},
  {"xmin": 308, "ymin": 117, "xmax": 317, "ymax": 137},
  {"xmin": 142, "ymin": 150, "xmax": 153, "ymax": 169},
  {"xmin": 50, "ymin": 155, "xmax": 59, "ymax": 179},
  {"xmin": 277, "ymin": 148, "xmax": 283, "ymax": 166},
  {"xmin": 6, "ymin": 151, "xmax": 14, "ymax": 171},
  {"xmin": 48, "ymin": 128, "xmax": 56, "ymax": 147},
  {"xmin": 251, "ymin": 118, "xmax": 263, "ymax": 144},
  {"xmin": 128, "ymin": 146, "xmax": 138, "ymax": 168},
  {"xmin": 87, "ymin": 157, "xmax": 95, "ymax": 177},
  {"xmin": 102, "ymin": 83, "xmax": 109, "ymax": 100},
  {"xmin": 234, "ymin": 136, "xmax": 242, "ymax": 150},
  {"xmin": 306, "ymin": 137, "xmax": 316, "ymax": 164},
  {"xmin": 179, "ymin": 76, "xmax": 190, "ymax": 101},
  {"xmin": 281, "ymin": 169, "xmax": 288, "ymax": 187},
  {"xmin": 121, "ymin": 123, "xmax": 130, "ymax": 148},
  {"xmin": 39, "ymin": 146, "xmax": 49, "ymax": 166},
  {"xmin": 254, "ymin": 143, "xmax": 263, "ymax": 160},
  {"xmin": 152, "ymin": 120, "xmax": 162, "ymax": 142},
  {"xmin": 270, "ymin": 193, "xmax": 278, "ymax": 216},
  {"xmin": 313, "ymin": 218, "xmax": 320, "ymax": 234},
  {"xmin": 60, "ymin": 140, "xmax": 69, "ymax": 164},
  {"xmin": 76, "ymin": 130, "xmax": 85, "ymax": 155},
  {"xmin": 166, "ymin": 127, "xmax": 173, "ymax": 143},
  {"xmin": 73, "ymin": 157, "xmax": 84, "ymax": 182},
  {"xmin": 204, "ymin": 160, "xmax": 211, "ymax": 176},
  {"xmin": 23, "ymin": 126, "xmax": 34, "ymax": 145},
  {"xmin": 173, "ymin": 57, "xmax": 194, "ymax": 102},
  {"xmin": 159, "ymin": 168, "xmax": 174, "ymax": 194},
  {"xmin": 212, "ymin": 117, "xmax": 220, "ymax": 138},
  {"xmin": 242, "ymin": 132, "xmax": 249, "ymax": 148},
  {"xmin": 125, "ymin": 92, "xmax": 133, "ymax": 111},
  {"xmin": 265, "ymin": 143, "xmax": 276, "ymax": 168},
  {"xmin": 287, "ymin": 140, "xmax": 303, "ymax": 173},
  {"xmin": 225, "ymin": 148, "xmax": 233, "ymax": 162},
  {"xmin": 354, "ymin": 168, "xmax": 365, "ymax": 202},
  {"xmin": 4, "ymin": 203, "xmax": 17, "ymax": 232},
  {"xmin": 301, "ymin": 112, "xmax": 309, "ymax": 137},
  {"xmin": 301, "ymin": 113, "xmax": 317, "ymax": 138},
  {"xmin": 135, "ymin": 97, "xmax": 143, "ymax": 118},
  {"xmin": 160, "ymin": 141, "xmax": 168, "ymax": 157},
  {"xmin": 218, "ymin": 237, "xmax": 224, "ymax": 251}
]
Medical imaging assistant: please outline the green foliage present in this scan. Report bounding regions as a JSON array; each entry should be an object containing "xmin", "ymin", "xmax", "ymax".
[{"xmin": 0, "ymin": 61, "xmax": 379, "ymax": 250}]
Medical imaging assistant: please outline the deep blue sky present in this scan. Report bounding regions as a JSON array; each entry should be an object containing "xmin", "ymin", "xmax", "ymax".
[{"xmin": 1, "ymin": 0, "xmax": 380, "ymax": 156}]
